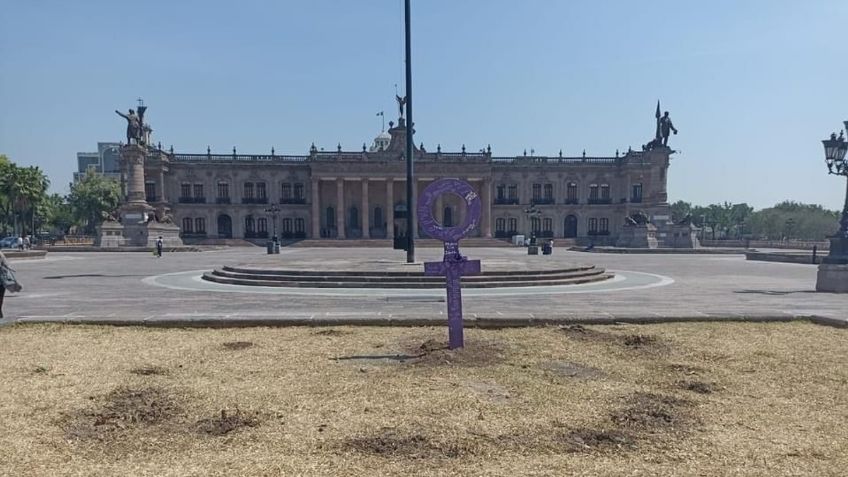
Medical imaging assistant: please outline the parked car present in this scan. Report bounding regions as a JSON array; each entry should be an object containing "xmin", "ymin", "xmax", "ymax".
[{"xmin": 0, "ymin": 236, "xmax": 20, "ymax": 249}]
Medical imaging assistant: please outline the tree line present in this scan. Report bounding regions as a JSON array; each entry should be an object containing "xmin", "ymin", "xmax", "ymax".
[
  {"xmin": 0, "ymin": 155, "xmax": 120, "ymax": 238},
  {"xmin": 670, "ymin": 200, "xmax": 840, "ymax": 241}
]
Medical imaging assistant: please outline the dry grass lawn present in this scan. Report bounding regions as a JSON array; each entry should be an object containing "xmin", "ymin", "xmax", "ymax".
[{"xmin": 0, "ymin": 321, "xmax": 846, "ymax": 476}]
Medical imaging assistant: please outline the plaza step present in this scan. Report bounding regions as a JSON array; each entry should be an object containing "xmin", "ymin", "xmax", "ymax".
[
  {"xmin": 287, "ymin": 238, "xmax": 513, "ymax": 248},
  {"xmin": 201, "ymin": 264, "xmax": 611, "ymax": 289}
]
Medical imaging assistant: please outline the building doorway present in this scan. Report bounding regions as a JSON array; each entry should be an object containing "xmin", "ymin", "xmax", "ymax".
[
  {"xmin": 217, "ymin": 214, "xmax": 232, "ymax": 239},
  {"xmin": 564, "ymin": 215, "xmax": 578, "ymax": 238}
]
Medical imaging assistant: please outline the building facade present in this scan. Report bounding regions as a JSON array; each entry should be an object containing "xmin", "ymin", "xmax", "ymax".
[
  {"xmin": 138, "ymin": 118, "xmax": 673, "ymax": 244},
  {"xmin": 74, "ymin": 142, "xmax": 122, "ymax": 182}
]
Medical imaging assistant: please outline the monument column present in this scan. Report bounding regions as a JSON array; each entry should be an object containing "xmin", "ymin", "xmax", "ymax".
[
  {"xmin": 481, "ymin": 178, "xmax": 492, "ymax": 238},
  {"xmin": 361, "ymin": 179, "xmax": 370, "ymax": 239},
  {"xmin": 158, "ymin": 169, "xmax": 166, "ymax": 203},
  {"xmin": 386, "ymin": 179, "xmax": 394, "ymax": 237},
  {"xmin": 336, "ymin": 178, "xmax": 345, "ymax": 239},
  {"xmin": 124, "ymin": 145, "xmax": 147, "ymax": 205},
  {"xmin": 311, "ymin": 177, "xmax": 320, "ymax": 238}
]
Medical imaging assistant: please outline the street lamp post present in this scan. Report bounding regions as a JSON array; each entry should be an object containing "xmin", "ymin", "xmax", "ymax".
[
  {"xmin": 816, "ymin": 127, "xmax": 848, "ymax": 292},
  {"xmin": 264, "ymin": 204, "xmax": 280, "ymax": 253},
  {"xmin": 524, "ymin": 203, "xmax": 541, "ymax": 247}
]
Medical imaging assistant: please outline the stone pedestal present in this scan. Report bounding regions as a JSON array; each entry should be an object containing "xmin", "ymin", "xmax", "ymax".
[
  {"xmin": 95, "ymin": 221, "xmax": 126, "ymax": 247},
  {"xmin": 616, "ymin": 224, "xmax": 658, "ymax": 249},
  {"xmin": 816, "ymin": 263, "xmax": 848, "ymax": 292},
  {"xmin": 666, "ymin": 223, "xmax": 701, "ymax": 248}
]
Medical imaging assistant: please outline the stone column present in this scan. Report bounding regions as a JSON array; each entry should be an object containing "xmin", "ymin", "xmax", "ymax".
[
  {"xmin": 336, "ymin": 178, "xmax": 345, "ymax": 239},
  {"xmin": 158, "ymin": 169, "xmax": 166, "ymax": 203},
  {"xmin": 481, "ymin": 178, "xmax": 492, "ymax": 238},
  {"xmin": 361, "ymin": 179, "xmax": 370, "ymax": 239},
  {"xmin": 386, "ymin": 179, "xmax": 394, "ymax": 237},
  {"xmin": 311, "ymin": 178, "xmax": 320, "ymax": 238},
  {"xmin": 123, "ymin": 145, "xmax": 147, "ymax": 205}
]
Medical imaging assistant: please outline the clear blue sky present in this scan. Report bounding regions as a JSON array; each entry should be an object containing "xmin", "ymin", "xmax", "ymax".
[{"xmin": 2, "ymin": 0, "xmax": 847, "ymax": 210}]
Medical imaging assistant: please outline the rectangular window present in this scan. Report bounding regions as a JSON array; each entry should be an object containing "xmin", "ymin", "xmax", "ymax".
[
  {"xmin": 508, "ymin": 185, "xmax": 518, "ymax": 200},
  {"xmin": 282, "ymin": 218, "xmax": 293, "ymax": 233},
  {"xmin": 531, "ymin": 217, "xmax": 541, "ymax": 232},
  {"xmin": 543, "ymin": 217, "xmax": 552, "ymax": 232},
  {"xmin": 182, "ymin": 217, "xmax": 193, "ymax": 233},
  {"xmin": 495, "ymin": 218, "xmax": 505, "ymax": 232},
  {"xmin": 600, "ymin": 218, "xmax": 609, "ymax": 233},
  {"xmin": 195, "ymin": 218, "xmax": 206, "ymax": 233},
  {"xmin": 543, "ymin": 184, "xmax": 553, "ymax": 201},
  {"xmin": 294, "ymin": 183, "xmax": 304, "ymax": 199},
  {"xmin": 631, "ymin": 183, "xmax": 643, "ymax": 202},
  {"xmin": 257, "ymin": 218, "xmax": 267, "ymax": 233},
  {"xmin": 589, "ymin": 185, "xmax": 599, "ymax": 200},
  {"xmin": 180, "ymin": 183, "xmax": 191, "ymax": 198},
  {"xmin": 600, "ymin": 184, "xmax": 610, "ymax": 200},
  {"xmin": 532, "ymin": 183, "xmax": 542, "ymax": 201},
  {"xmin": 256, "ymin": 182, "xmax": 267, "ymax": 199},
  {"xmin": 193, "ymin": 183, "xmax": 204, "ymax": 198},
  {"xmin": 566, "ymin": 182, "xmax": 578, "ymax": 202},
  {"xmin": 588, "ymin": 218, "xmax": 598, "ymax": 233},
  {"xmin": 217, "ymin": 182, "xmax": 229, "ymax": 198},
  {"xmin": 508, "ymin": 218, "xmax": 517, "ymax": 232},
  {"xmin": 281, "ymin": 183, "xmax": 292, "ymax": 199},
  {"xmin": 244, "ymin": 182, "xmax": 254, "ymax": 199},
  {"xmin": 145, "ymin": 182, "xmax": 156, "ymax": 202},
  {"xmin": 496, "ymin": 185, "xmax": 505, "ymax": 200},
  {"xmin": 295, "ymin": 218, "xmax": 305, "ymax": 233}
]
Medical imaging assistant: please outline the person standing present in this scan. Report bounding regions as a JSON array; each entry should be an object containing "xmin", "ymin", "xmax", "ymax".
[
  {"xmin": 156, "ymin": 236, "xmax": 164, "ymax": 258},
  {"xmin": 0, "ymin": 250, "xmax": 23, "ymax": 319},
  {"xmin": 16, "ymin": 236, "xmax": 23, "ymax": 251}
]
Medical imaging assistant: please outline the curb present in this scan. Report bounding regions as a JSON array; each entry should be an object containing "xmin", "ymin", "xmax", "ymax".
[{"xmin": 2, "ymin": 314, "xmax": 845, "ymax": 329}]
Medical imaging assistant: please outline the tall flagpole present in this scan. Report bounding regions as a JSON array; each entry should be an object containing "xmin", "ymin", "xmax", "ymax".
[{"xmin": 404, "ymin": 0, "xmax": 415, "ymax": 263}]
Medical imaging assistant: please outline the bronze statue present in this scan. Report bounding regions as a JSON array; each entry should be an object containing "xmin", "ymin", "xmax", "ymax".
[
  {"xmin": 626, "ymin": 211, "xmax": 650, "ymax": 226},
  {"xmin": 395, "ymin": 94, "xmax": 407, "ymax": 119},
  {"xmin": 660, "ymin": 111, "xmax": 678, "ymax": 146},
  {"xmin": 115, "ymin": 109, "xmax": 142, "ymax": 144}
]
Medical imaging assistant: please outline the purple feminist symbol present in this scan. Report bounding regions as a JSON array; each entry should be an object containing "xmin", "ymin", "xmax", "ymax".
[{"xmin": 418, "ymin": 178, "xmax": 482, "ymax": 349}]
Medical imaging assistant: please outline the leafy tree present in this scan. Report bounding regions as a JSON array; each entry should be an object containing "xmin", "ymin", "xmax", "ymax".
[
  {"xmin": 670, "ymin": 200, "xmax": 691, "ymax": 223},
  {"xmin": 748, "ymin": 201, "xmax": 838, "ymax": 240},
  {"xmin": 39, "ymin": 193, "xmax": 74, "ymax": 236},
  {"xmin": 68, "ymin": 170, "xmax": 121, "ymax": 234},
  {"xmin": 0, "ymin": 157, "xmax": 49, "ymax": 235}
]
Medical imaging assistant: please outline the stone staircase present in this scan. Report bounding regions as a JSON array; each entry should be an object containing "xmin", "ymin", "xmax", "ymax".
[{"xmin": 202, "ymin": 264, "xmax": 611, "ymax": 289}]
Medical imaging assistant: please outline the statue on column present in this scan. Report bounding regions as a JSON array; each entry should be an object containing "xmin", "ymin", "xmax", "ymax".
[
  {"xmin": 659, "ymin": 111, "xmax": 678, "ymax": 146},
  {"xmin": 115, "ymin": 108, "xmax": 142, "ymax": 145},
  {"xmin": 395, "ymin": 94, "xmax": 407, "ymax": 120},
  {"xmin": 643, "ymin": 101, "xmax": 678, "ymax": 150}
]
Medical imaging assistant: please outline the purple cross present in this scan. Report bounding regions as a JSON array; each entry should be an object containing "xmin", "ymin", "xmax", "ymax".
[{"xmin": 417, "ymin": 178, "xmax": 483, "ymax": 349}]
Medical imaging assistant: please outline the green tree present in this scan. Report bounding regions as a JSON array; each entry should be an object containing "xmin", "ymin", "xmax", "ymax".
[
  {"xmin": 748, "ymin": 201, "xmax": 838, "ymax": 240},
  {"xmin": 68, "ymin": 171, "xmax": 121, "ymax": 234},
  {"xmin": 39, "ymin": 193, "xmax": 74, "ymax": 236},
  {"xmin": 670, "ymin": 200, "xmax": 691, "ymax": 223},
  {"xmin": 0, "ymin": 158, "xmax": 49, "ymax": 235}
]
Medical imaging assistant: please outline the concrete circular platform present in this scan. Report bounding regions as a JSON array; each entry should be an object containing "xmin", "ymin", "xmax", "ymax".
[{"xmin": 200, "ymin": 254, "xmax": 613, "ymax": 289}]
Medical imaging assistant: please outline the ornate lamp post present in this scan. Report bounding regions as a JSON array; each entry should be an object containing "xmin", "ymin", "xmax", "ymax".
[
  {"xmin": 264, "ymin": 204, "xmax": 280, "ymax": 244},
  {"xmin": 816, "ymin": 127, "xmax": 848, "ymax": 292}
]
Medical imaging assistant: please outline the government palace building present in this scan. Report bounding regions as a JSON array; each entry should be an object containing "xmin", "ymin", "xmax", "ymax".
[{"xmin": 118, "ymin": 112, "xmax": 674, "ymax": 245}]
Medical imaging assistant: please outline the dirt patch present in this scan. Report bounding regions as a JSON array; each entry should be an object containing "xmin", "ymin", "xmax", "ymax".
[
  {"xmin": 557, "ymin": 324, "xmax": 615, "ymax": 342},
  {"xmin": 622, "ymin": 334, "xmax": 658, "ymax": 349},
  {"xmin": 561, "ymin": 428, "xmax": 635, "ymax": 452},
  {"xmin": 466, "ymin": 380, "xmax": 511, "ymax": 403},
  {"xmin": 196, "ymin": 409, "xmax": 260, "ymax": 436},
  {"xmin": 668, "ymin": 363, "xmax": 707, "ymax": 376},
  {"xmin": 222, "ymin": 341, "xmax": 254, "ymax": 350},
  {"xmin": 543, "ymin": 361, "xmax": 606, "ymax": 380},
  {"xmin": 343, "ymin": 429, "xmax": 466, "ymax": 459},
  {"xmin": 314, "ymin": 329, "xmax": 351, "ymax": 337},
  {"xmin": 408, "ymin": 338, "xmax": 506, "ymax": 367},
  {"xmin": 130, "ymin": 366, "xmax": 169, "ymax": 376},
  {"xmin": 610, "ymin": 393, "xmax": 690, "ymax": 431},
  {"xmin": 678, "ymin": 380, "xmax": 715, "ymax": 394},
  {"xmin": 64, "ymin": 387, "xmax": 181, "ymax": 441}
]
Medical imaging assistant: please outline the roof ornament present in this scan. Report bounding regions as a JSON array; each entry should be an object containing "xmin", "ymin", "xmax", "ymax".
[
  {"xmin": 337, "ymin": 143, "xmax": 342, "ymax": 152},
  {"xmin": 461, "ymin": 144, "xmax": 466, "ymax": 154},
  {"xmin": 559, "ymin": 149, "xmax": 563, "ymax": 157},
  {"xmin": 582, "ymin": 149, "xmax": 586, "ymax": 158},
  {"xmin": 615, "ymin": 149, "xmax": 620, "ymax": 158},
  {"xmin": 437, "ymin": 144, "xmax": 441, "ymax": 153},
  {"xmin": 233, "ymin": 146, "xmax": 237, "ymax": 156},
  {"xmin": 169, "ymin": 145, "xmax": 174, "ymax": 154},
  {"xmin": 362, "ymin": 143, "xmax": 367, "ymax": 152},
  {"xmin": 523, "ymin": 149, "xmax": 527, "ymax": 156},
  {"xmin": 420, "ymin": 142, "xmax": 425, "ymax": 152},
  {"xmin": 487, "ymin": 144, "xmax": 491, "ymax": 154},
  {"xmin": 310, "ymin": 142, "xmax": 317, "ymax": 153},
  {"xmin": 207, "ymin": 145, "xmax": 211, "ymax": 155}
]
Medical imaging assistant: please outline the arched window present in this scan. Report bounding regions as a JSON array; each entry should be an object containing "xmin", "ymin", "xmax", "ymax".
[
  {"xmin": 326, "ymin": 207, "xmax": 335, "ymax": 229},
  {"xmin": 374, "ymin": 207, "xmax": 384, "ymax": 228},
  {"xmin": 182, "ymin": 217, "xmax": 193, "ymax": 233},
  {"xmin": 349, "ymin": 206, "xmax": 359, "ymax": 229},
  {"xmin": 564, "ymin": 215, "xmax": 578, "ymax": 238},
  {"xmin": 195, "ymin": 217, "xmax": 206, "ymax": 233}
]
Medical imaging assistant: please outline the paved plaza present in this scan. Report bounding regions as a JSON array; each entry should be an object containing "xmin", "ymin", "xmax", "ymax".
[{"xmin": 2, "ymin": 247, "xmax": 845, "ymax": 326}]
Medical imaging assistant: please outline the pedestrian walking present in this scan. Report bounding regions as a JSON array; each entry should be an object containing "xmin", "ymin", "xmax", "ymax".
[
  {"xmin": 0, "ymin": 250, "xmax": 23, "ymax": 319},
  {"xmin": 16, "ymin": 236, "xmax": 23, "ymax": 251},
  {"xmin": 156, "ymin": 236, "xmax": 164, "ymax": 257}
]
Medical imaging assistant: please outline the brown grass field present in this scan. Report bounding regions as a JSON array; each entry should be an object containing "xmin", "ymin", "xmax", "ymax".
[{"xmin": 0, "ymin": 321, "xmax": 846, "ymax": 476}]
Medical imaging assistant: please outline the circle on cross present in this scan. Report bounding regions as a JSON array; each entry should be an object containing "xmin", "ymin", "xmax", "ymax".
[{"xmin": 417, "ymin": 178, "xmax": 482, "ymax": 243}]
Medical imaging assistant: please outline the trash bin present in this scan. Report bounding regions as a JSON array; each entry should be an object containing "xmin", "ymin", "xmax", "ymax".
[
  {"xmin": 527, "ymin": 245, "xmax": 539, "ymax": 255},
  {"xmin": 267, "ymin": 241, "xmax": 274, "ymax": 254}
]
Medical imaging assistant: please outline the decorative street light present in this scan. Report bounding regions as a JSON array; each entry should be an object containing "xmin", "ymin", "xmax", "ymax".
[
  {"xmin": 524, "ymin": 203, "xmax": 542, "ymax": 246},
  {"xmin": 816, "ymin": 126, "xmax": 848, "ymax": 292},
  {"xmin": 264, "ymin": 204, "xmax": 281, "ymax": 243}
]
